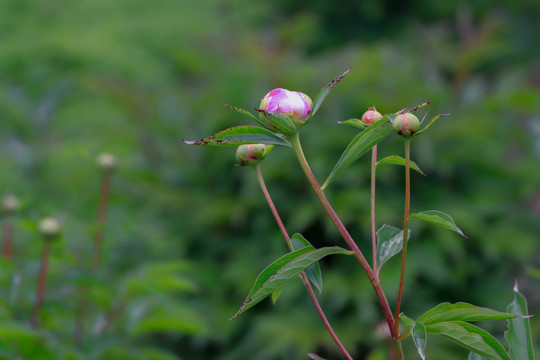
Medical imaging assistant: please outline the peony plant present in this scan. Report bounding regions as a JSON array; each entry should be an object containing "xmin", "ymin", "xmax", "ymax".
[{"xmin": 185, "ymin": 70, "xmax": 534, "ymax": 360}]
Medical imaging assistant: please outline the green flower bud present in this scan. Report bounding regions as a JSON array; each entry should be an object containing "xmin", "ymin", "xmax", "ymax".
[
  {"xmin": 2, "ymin": 194, "xmax": 19, "ymax": 216},
  {"xmin": 38, "ymin": 217, "xmax": 61, "ymax": 241},
  {"xmin": 360, "ymin": 107, "xmax": 383, "ymax": 126},
  {"xmin": 236, "ymin": 144, "xmax": 270, "ymax": 167},
  {"xmin": 393, "ymin": 113, "xmax": 420, "ymax": 137},
  {"xmin": 97, "ymin": 153, "xmax": 119, "ymax": 173}
]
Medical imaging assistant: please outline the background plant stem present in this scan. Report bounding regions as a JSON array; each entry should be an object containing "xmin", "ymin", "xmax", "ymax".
[
  {"xmin": 30, "ymin": 241, "xmax": 51, "ymax": 328},
  {"xmin": 290, "ymin": 133, "xmax": 397, "ymax": 337},
  {"xmin": 2, "ymin": 221, "xmax": 13, "ymax": 261},
  {"xmin": 395, "ymin": 138, "xmax": 411, "ymax": 335},
  {"xmin": 255, "ymin": 165, "xmax": 354, "ymax": 360}
]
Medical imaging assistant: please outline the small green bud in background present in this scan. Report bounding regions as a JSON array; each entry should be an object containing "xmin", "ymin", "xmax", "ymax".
[
  {"xmin": 236, "ymin": 144, "xmax": 272, "ymax": 167},
  {"xmin": 360, "ymin": 107, "xmax": 383, "ymax": 126},
  {"xmin": 97, "ymin": 153, "xmax": 119, "ymax": 173},
  {"xmin": 38, "ymin": 217, "xmax": 61, "ymax": 241},
  {"xmin": 2, "ymin": 194, "xmax": 19, "ymax": 216},
  {"xmin": 393, "ymin": 113, "xmax": 420, "ymax": 137}
]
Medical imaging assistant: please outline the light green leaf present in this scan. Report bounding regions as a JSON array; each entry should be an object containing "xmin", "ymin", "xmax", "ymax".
[
  {"xmin": 409, "ymin": 210, "xmax": 467, "ymax": 237},
  {"xmin": 505, "ymin": 283, "xmax": 535, "ymax": 360},
  {"xmin": 224, "ymin": 104, "xmax": 260, "ymax": 123},
  {"xmin": 255, "ymin": 109, "xmax": 297, "ymax": 134},
  {"xmin": 418, "ymin": 302, "xmax": 524, "ymax": 326},
  {"xmin": 414, "ymin": 113, "xmax": 451, "ymax": 137},
  {"xmin": 375, "ymin": 155, "xmax": 425, "ymax": 176},
  {"xmin": 399, "ymin": 314, "xmax": 426, "ymax": 360},
  {"xmin": 291, "ymin": 233, "xmax": 323, "ymax": 294},
  {"xmin": 308, "ymin": 354, "xmax": 327, "ymax": 360},
  {"xmin": 184, "ymin": 126, "xmax": 290, "ymax": 147},
  {"xmin": 469, "ymin": 352, "xmax": 488, "ymax": 360},
  {"xmin": 376, "ymin": 225, "xmax": 409, "ymax": 273},
  {"xmin": 338, "ymin": 118, "xmax": 365, "ymax": 129},
  {"xmin": 230, "ymin": 246, "xmax": 352, "ymax": 319},
  {"xmin": 311, "ymin": 69, "xmax": 350, "ymax": 117},
  {"xmin": 322, "ymin": 118, "xmax": 393, "ymax": 190},
  {"xmin": 427, "ymin": 321, "xmax": 511, "ymax": 360},
  {"xmin": 271, "ymin": 287, "xmax": 283, "ymax": 305},
  {"xmin": 0, "ymin": 323, "xmax": 38, "ymax": 339}
]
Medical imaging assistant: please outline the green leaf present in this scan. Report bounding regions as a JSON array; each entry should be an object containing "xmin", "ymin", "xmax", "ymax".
[
  {"xmin": 224, "ymin": 104, "xmax": 260, "ymax": 123},
  {"xmin": 409, "ymin": 210, "xmax": 467, "ymax": 237},
  {"xmin": 375, "ymin": 155, "xmax": 425, "ymax": 176},
  {"xmin": 230, "ymin": 246, "xmax": 352, "ymax": 319},
  {"xmin": 469, "ymin": 352, "xmax": 488, "ymax": 360},
  {"xmin": 376, "ymin": 225, "xmax": 409, "ymax": 273},
  {"xmin": 290, "ymin": 233, "xmax": 323, "ymax": 294},
  {"xmin": 254, "ymin": 109, "xmax": 297, "ymax": 134},
  {"xmin": 427, "ymin": 321, "xmax": 511, "ymax": 360},
  {"xmin": 322, "ymin": 118, "xmax": 393, "ymax": 190},
  {"xmin": 308, "ymin": 354, "xmax": 327, "ymax": 360},
  {"xmin": 412, "ymin": 323, "xmax": 427, "ymax": 360},
  {"xmin": 414, "ymin": 113, "xmax": 451, "ymax": 137},
  {"xmin": 399, "ymin": 314, "xmax": 426, "ymax": 360},
  {"xmin": 505, "ymin": 283, "xmax": 535, "ymax": 360},
  {"xmin": 271, "ymin": 287, "xmax": 283, "ymax": 305},
  {"xmin": 338, "ymin": 118, "xmax": 365, "ymax": 129},
  {"xmin": 417, "ymin": 302, "xmax": 525, "ymax": 326},
  {"xmin": 311, "ymin": 69, "xmax": 350, "ymax": 117},
  {"xmin": 0, "ymin": 323, "xmax": 38, "ymax": 339},
  {"xmin": 184, "ymin": 126, "xmax": 290, "ymax": 147}
]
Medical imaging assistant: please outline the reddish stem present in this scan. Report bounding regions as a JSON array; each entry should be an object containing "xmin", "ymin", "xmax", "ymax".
[
  {"xmin": 30, "ymin": 241, "xmax": 51, "ymax": 328},
  {"xmin": 394, "ymin": 138, "xmax": 411, "ymax": 335},
  {"xmin": 290, "ymin": 133, "xmax": 396, "ymax": 337},
  {"xmin": 371, "ymin": 146, "xmax": 378, "ymax": 272},
  {"xmin": 255, "ymin": 165, "xmax": 354, "ymax": 360},
  {"xmin": 2, "ymin": 222, "xmax": 13, "ymax": 261}
]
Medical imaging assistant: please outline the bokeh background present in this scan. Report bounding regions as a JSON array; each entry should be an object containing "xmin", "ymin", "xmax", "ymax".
[{"xmin": 0, "ymin": 0, "xmax": 539, "ymax": 359}]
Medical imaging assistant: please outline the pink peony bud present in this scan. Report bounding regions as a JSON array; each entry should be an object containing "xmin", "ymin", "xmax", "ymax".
[
  {"xmin": 259, "ymin": 88, "xmax": 313, "ymax": 130},
  {"xmin": 393, "ymin": 113, "xmax": 420, "ymax": 137},
  {"xmin": 360, "ymin": 107, "xmax": 383, "ymax": 126}
]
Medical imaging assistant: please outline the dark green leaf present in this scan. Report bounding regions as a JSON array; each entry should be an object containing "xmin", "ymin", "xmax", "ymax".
[
  {"xmin": 409, "ymin": 210, "xmax": 467, "ymax": 237},
  {"xmin": 255, "ymin": 109, "xmax": 297, "ymax": 134},
  {"xmin": 414, "ymin": 113, "xmax": 451, "ymax": 136},
  {"xmin": 338, "ymin": 118, "xmax": 365, "ymax": 129},
  {"xmin": 230, "ymin": 246, "xmax": 352, "ymax": 319},
  {"xmin": 184, "ymin": 126, "xmax": 290, "ymax": 147},
  {"xmin": 311, "ymin": 69, "xmax": 350, "ymax": 117},
  {"xmin": 322, "ymin": 118, "xmax": 393, "ymax": 190},
  {"xmin": 505, "ymin": 283, "xmax": 535, "ymax": 360},
  {"xmin": 376, "ymin": 225, "xmax": 409, "ymax": 273},
  {"xmin": 427, "ymin": 321, "xmax": 511, "ymax": 360},
  {"xmin": 418, "ymin": 302, "xmax": 525, "ymax": 326},
  {"xmin": 291, "ymin": 233, "xmax": 323, "ymax": 294},
  {"xmin": 224, "ymin": 104, "xmax": 260, "ymax": 123},
  {"xmin": 375, "ymin": 155, "xmax": 425, "ymax": 176}
]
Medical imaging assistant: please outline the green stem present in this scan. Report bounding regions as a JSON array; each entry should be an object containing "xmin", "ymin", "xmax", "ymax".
[
  {"xmin": 394, "ymin": 138, "xmax": 411, "ymax": 335},
  {"xmin": 371, "ymin": 145, "xmax": 378, "ymax": 272},
  {"xmin": 255, "ymin": 165, "xmax": 354, "ymax": 360},
  {"xmin": 290, "ymin": 133, "xmax": 396, "ymax": 337}
]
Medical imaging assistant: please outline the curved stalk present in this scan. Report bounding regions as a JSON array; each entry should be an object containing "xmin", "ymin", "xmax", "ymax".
[
  {"xmin": 394, "ymin": 138, "xmax": 411, "ymax": 335},
  {"xmin": 289, "ymin": 133, "xmax": 396, "ymax": 337},
  {"xmin": 371, "ymin": 146, "xmax": 378, "ymax": 272},
  {"xmin": 255, "ymin": 165, "xmax": 354, "ymax": 360}
]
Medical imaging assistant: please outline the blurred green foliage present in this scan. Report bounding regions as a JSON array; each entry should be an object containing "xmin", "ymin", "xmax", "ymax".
[{"xmin": 0, "ymin": 0, "xmax": 538, "ymax": 358}]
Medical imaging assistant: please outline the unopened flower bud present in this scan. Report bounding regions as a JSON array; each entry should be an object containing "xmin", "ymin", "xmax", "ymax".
[
  {"xmin": 393, "ymin": 113, "xmax": 420, "ymax": 137},
  {"xmin": 97, "ymin": 153, "xmax": 118, "ymax": 173},
  {"xmin": 38, "ymin": 217, "xmax": 61, "ymax": 241},
  {"xmin": 360, "ymin": 107, "xmax": 383, "ymax": 126},
  {"xmin": 236, "ymin": 144, "xmax": 270, "ymax": 167},
  {"xmin": 2, "ymin": 194, "xmax": 19, "ymax": 216},
  {"xmin": 259, "ymin": 88, "xmax": 313, "ymax": 130}
]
